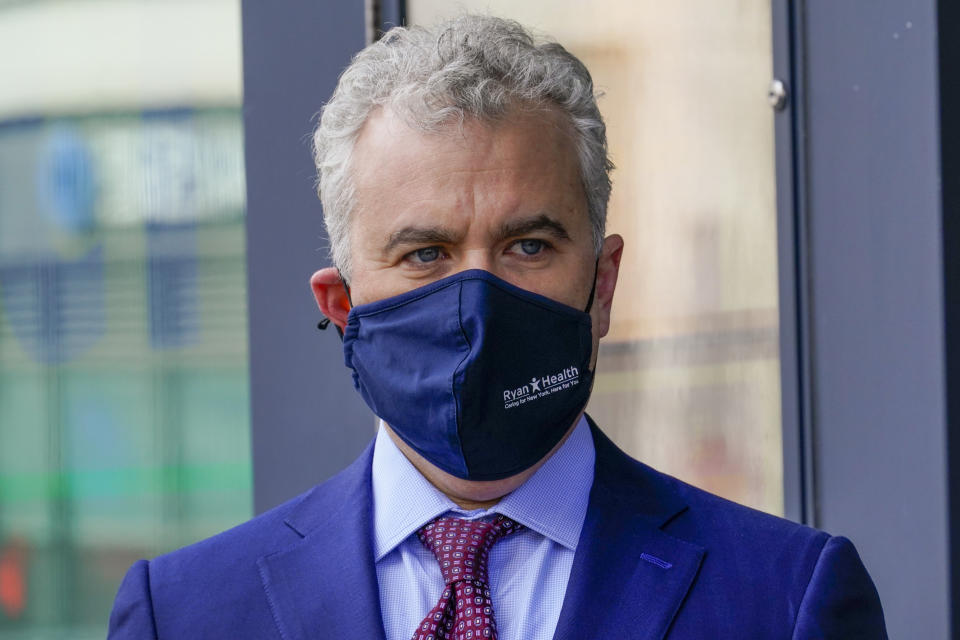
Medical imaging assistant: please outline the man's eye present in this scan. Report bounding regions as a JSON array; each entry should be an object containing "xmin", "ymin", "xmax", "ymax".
[
  {"xmin": 514, "ymin": 239, "xmax": 545, "ymax": 256},
  {"xmin": 410, "ymin": 247, "xmax": 441, "ymax": 263}
]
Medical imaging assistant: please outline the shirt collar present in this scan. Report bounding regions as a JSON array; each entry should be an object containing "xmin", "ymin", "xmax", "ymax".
[{"xmin": 371, "ymin": 415, "xmax": 595, "ymax": 560}]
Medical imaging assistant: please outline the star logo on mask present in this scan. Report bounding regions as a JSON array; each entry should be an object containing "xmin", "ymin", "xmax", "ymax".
[{"xmin": 529, "ymin": 377, "xmax": 541, "ymax": 392}]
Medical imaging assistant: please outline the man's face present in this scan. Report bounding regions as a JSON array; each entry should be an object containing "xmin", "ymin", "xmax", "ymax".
[
  {"xmin": 314, "ymin": 103, "xmax": 623, "ymax": 500},
  {"xmin": 347, "ymin": 106, "xmax": 599, "ymax": 323}
]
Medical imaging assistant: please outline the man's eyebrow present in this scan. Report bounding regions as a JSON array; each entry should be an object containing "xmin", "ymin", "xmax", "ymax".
[
  {"xmin": 496, "ymin": 214, "xmax": 572, "ymax": 242},
  {"xmin": 384, "ymin": 226, "xmax": 460, "ymax": 253}
]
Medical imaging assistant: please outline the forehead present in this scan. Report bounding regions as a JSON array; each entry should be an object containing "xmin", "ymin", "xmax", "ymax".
[
  {"xmin": 348, "ymin": 106, "xmax": 587, "ymax": 240},
  {"xmin": 352, "ymin": 104, "xmax": 579, "ymax": 174}
]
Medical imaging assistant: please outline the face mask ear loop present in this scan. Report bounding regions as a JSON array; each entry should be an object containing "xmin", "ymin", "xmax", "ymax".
[{"xmin": 584, "ymin": 259, "xmax": 600, "ymax": 314}]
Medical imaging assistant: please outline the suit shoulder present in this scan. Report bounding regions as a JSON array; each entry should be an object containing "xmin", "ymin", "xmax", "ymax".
[
  {"xmin": 114, "ymin": 488, "xmax": 314, "ymax": 639},
  {"xmin": 639, "ymin": 460, "xmax": 827, "ymax": 552},
  {"xmin": 675, "ymin": 470, "xmax": 819, "ymax": 537},
  {"xmin": 149, "ymin": 440, "xmax": 374, "ymax": 575},
  {"xmin": 591, "ymin": 423, "xmax": 824, "ymax": 549},
  {"xmin": 150, "ymin": 486, "xmax": 311, "ymax": 577}
]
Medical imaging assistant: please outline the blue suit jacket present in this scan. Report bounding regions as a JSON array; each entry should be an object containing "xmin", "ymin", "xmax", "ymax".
[{"xmin": 108, "ymin": 422, "xmax": 887, "ymax": 639}]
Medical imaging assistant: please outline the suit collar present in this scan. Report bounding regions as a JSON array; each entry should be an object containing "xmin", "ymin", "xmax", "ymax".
[
  {"xmin": 257, "ymin": 441, "xmax": 387, "ymax": 640},
  {"xmin": 551, "ymin": 419, "xmax": 705, "ymax": 639}
]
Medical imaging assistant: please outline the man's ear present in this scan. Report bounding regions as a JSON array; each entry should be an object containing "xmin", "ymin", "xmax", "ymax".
[
  {"xmin": 592, "ymin": 234, "xmax": 624, "ymax": 339},
  {"xmin": 310, "ymin": 267, "xmax": 351, "ymax": 331}
]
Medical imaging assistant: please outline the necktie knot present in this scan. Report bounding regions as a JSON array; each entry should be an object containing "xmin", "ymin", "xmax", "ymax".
[
  {"xmin": 413, "ymin": 514, "xmax": 523, "ymax": 640},
  {"xmin": 416, "ymin": 515, "xmax": 522, "ymax": 587}
]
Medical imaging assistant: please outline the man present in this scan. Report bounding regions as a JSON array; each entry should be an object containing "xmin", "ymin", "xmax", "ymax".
[{"xmin": 109, "ymin": 15, "xmax": 886, "ymax": 639}]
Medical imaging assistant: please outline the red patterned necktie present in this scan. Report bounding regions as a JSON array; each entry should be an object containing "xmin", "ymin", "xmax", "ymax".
[{"xmin": 412, "ymin": 514, "xmax": 524, "ymax": 640}]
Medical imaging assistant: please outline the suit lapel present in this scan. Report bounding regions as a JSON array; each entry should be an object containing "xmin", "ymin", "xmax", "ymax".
[
  {"xmin": 258, "ymin": 444, "xmax": 387, "ymax": 640},
  {"xmin": 552, "ymin": 424, "xmax": 705, "ymax": 640}
]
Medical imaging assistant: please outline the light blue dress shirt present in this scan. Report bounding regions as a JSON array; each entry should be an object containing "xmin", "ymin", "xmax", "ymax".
[{"xmin": 371, "ymin": 416, "xmax": 595, "ymax": 640}]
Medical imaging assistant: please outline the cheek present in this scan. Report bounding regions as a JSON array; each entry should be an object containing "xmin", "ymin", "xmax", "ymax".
[
  {"xmin": 347, "ymin": 272, "xmax": 406, "ymax": 306},
  {"xmin": 525, "ymin": 264, "xmax": 595, "ymax": 311}
]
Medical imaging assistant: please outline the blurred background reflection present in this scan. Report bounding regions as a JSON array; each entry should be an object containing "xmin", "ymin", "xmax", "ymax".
[{"xmin": 0, "ymin": 1, "xmax": 250, "ymax": 637}]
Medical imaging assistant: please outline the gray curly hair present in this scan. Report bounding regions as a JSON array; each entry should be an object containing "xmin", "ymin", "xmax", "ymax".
[{"xmin": 312, "ymin": 14, "xmax": 613, "ymax": 280}]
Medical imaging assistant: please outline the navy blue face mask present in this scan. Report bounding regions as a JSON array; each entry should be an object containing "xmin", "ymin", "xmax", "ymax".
[{"xmin": 342, "ymin": 269, "xmax": 596, "ymax": 481}]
